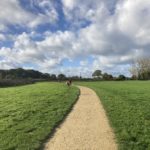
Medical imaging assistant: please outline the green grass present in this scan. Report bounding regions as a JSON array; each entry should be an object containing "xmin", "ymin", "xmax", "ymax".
[
  {"xmin": 77, "ymin": 81, "xmax": 150, "ymax": 150},
  {"xmin": 0, "ymin": 82, "xmax": 79, "ymax": 150}
]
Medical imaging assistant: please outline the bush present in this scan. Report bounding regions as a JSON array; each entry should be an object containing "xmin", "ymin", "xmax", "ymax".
[{"xmin": 0, "ymin": 79, "xmax": 35, "ymax": 87}]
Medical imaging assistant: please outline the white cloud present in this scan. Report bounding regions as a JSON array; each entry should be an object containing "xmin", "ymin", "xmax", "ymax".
[
  {"xmin": 0, "ymin": 34, "xmax": 5, "ymax": 41},
  {"xmin": 61, "ymin": 0, "xmax": 150, "ymax": 76},
  {"xmin": 0, "ymin": 0, "xmax": 58, "ymax": 31},
  {"xmin": 80, "ymin": 60, "xmax": 89, "ymax": 66},
  {"xmin": 0, "ymin": 0, "xmax": 150, "ymax": 77},
  {"xmin": 0, "ymin": 31, "xmax": 77, "ymax": 71}
]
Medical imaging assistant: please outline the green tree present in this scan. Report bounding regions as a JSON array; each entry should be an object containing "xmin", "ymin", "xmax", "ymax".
[
  {"xmin": 102, "ymin": 73, "xmax": 113, "ymax": 80},
  {"xmin": 117, "ymin": 75, "xmax": 126, "ymax": 80},
  {"xmin": 58, "ymin": 74, "xmax": 66, "ymax": 81},
  {"xmin": 92, "ymin": 70, "xmax": 102, "ymax": 79},
  {"xmin": 50, "ymin": 74, "xmax": 57, "ymax": 80}
]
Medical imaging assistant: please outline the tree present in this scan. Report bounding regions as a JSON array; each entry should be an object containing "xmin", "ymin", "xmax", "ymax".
[
  {"xmin": 50, "ymin": 74, "xmax": 57, "ymax": 80},
  {"xmin": 58, "ymin": 74, "xmax": 66, "ymax": 81},
  {"xmin": 92, "ymin": 70, "xmax": 102, "ymax": 79},
  {"xmin": 0, "ymin": 68, "xmax": 54, "ymax": 80},
  {"xmin": 129, "ymin": 57, "xmax": 150, "ymax": 80},
  {"xmin": 71, "ymin": 76, "xmax": 80, "ymax": 80},
  {"xmin": 102, "ymin": 73, "xmax": 113, "ymax": 80},
  {"xmin": 117, "ymin": 75, "xmax": 126, "ymax": 80},
  {"xmin": 129, "ymin": 62, "xmax": 138, "ymax": 80},
  {"xmin": 41, "ymin": 73, "xmax": 50, "ymax": 79}
]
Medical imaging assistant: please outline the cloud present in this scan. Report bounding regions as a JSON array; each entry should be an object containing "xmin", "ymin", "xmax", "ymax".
[
  {"xmin": 0, "ymin": 34, "xmax": 5, "ymax": 41},
  {"xmin": 0, "ymin": 31, "xmax": 77, "ymax": 71},
  {"xmin": 61, "ymin": 0, "xmax": 150, "ymax": 75},
  {"xmin": 0, "ymin": 0, "xmax": 150, "ymax": 77},
  {"xmin": 0, "ymin": 0, "xmax": 58, "ymax": 31}
]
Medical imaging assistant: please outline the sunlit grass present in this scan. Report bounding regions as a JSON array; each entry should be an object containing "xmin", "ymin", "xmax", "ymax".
[
  {"xmin": 0, "ymin": 82, "xmax": 79, "ymax": 150},
  {"xmin": 77, "ymin": 81, "xmax": 150, "ymax": 150}
]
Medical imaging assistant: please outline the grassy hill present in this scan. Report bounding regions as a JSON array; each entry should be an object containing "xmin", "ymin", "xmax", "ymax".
[{"xmin": 0, "ymin": 82, "xmax": 79, "ymax": 150}]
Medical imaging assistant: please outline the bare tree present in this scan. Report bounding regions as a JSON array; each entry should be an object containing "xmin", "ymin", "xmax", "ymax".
[{"xmin": 129, "ymin": 57, "xmax": 150, "ymax": 80}]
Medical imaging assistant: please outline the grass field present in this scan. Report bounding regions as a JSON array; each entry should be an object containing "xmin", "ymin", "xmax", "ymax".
[
  {"xmin": 77, "ymin": 81, "xmax": 150, "ymax": 150},
  {"xmin": 0, "ymin": 82, "xmax": 79, "ymax": 150}
]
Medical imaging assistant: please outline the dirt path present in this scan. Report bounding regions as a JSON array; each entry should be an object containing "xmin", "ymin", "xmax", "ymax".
[{"xmin": 44, "ymin": 86, "xmax": 118, "ymax": 150}]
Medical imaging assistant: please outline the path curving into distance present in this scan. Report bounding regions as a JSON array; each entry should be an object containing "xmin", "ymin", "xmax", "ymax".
[{"xmin": 44, "ymin": 86, "xmax": 118, "ymax": 150}]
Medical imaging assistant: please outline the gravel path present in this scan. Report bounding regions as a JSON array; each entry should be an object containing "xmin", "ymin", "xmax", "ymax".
[{"xmin": 44, "ymin": 86, "xmax": 118, "ymax": 150}]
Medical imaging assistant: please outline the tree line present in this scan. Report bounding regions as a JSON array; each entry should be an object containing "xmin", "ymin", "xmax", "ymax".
[
  {"xmin": 92, "ymin": 57, "xmax": 150, "ymax": 81},
  {"xmin": 0, "ymin": 57, "xmax": 149, "ymax": 86},
  {"xmin": 92, "ymin": 70, "xmax": 126, "ymax": 81},
  {"xmin": 0, "ymin": 68, "xmax": 57, "ymax": 87},
  {"xmin": 0, "ymin": 68, "xmax": 84, "ymax": 82},
  {"xmin": 0, "ymin": 68, "xmax": 57, "ymax": 80}
]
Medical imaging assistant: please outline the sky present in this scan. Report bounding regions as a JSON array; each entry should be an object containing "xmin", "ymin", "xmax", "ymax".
[{"xmin": 0, "ymin": 0, "xmax": 150, "ymax": 77}]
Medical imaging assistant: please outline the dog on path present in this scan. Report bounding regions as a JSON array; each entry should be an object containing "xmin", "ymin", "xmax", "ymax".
[{"xmin": 66, "ymin": 79, "xmax": 72, "ymax": 87}]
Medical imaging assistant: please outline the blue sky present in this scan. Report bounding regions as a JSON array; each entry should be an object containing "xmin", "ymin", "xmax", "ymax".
[{"xmin": 0, "ymin": 0, "xmax": 150, "ymax": 77}]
